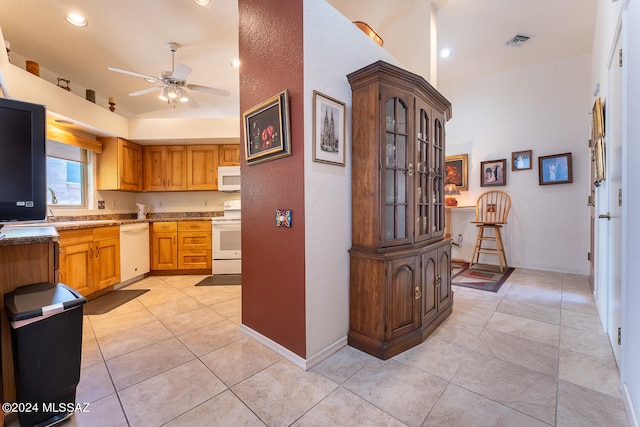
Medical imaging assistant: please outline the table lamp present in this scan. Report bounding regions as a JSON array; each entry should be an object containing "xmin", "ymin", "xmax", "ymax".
[{"xmin": 444, "ymin": 183, "xmax": 460, "ymax": 206}]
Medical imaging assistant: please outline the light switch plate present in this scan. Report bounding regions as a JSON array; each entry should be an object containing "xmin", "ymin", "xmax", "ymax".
[{"xmin": 276, "ymin": 209, "xmax": 292, "ymax": 228}]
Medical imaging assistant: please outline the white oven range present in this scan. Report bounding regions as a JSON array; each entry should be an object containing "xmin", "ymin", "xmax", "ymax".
[{"xmin": 211, "ymin": 200, "xmax": 241, "ymax": 275}]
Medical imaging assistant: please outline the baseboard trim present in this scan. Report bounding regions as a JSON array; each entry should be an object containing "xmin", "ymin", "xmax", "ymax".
[
  {"xmin": 239, "ymin": 325, "xmax": 347, "ymax": 370},
  {"xmin": 622, "ymin": 383, "xmax": 638, "ymax": 427}
]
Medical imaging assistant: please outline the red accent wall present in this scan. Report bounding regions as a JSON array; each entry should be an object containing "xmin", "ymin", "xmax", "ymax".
[{"xmin": 238, "ymin": 0, "xmax": 306, "ymax": 357}]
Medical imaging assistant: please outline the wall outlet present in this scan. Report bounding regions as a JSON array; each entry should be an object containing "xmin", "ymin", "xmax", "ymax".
[
  {"xmin": 457, "ymin": 234, "xmax": 463, "ymax": 244},
  {"xmin": 159, "ymin": 201, "xmax": 163, "ymax": 208},
  {"xmin": 204, "ymin": 200, "xmax": 208, "ymax": 207},
  {"xmin": 111, "ymin": 201, "xmax": 116, "ymax": 209}
]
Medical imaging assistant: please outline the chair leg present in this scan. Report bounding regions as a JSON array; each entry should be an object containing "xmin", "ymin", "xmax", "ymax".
[
  {"xmin": 495, "ymin": 227, "xmax": 507, "ymax": 272},
  {"xmin": 469, "ymin": 226, "xmax": 484, "ymax": 268}
]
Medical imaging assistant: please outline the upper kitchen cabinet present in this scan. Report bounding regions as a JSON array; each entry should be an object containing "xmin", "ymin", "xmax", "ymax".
[
  {"xmin": 187, "ymin": 145, "xmax": 219, "ymax": 190},
  {"xmin": 96, "ymin": 137, "xmax": 143, "ymax": 191},
  {"xmin": 143, "ymin": 145, "xmax": 187, "ymax": 191},
  {"xmin": 218, "ymin": 144, "xmax": 241, "ymax": 166}
]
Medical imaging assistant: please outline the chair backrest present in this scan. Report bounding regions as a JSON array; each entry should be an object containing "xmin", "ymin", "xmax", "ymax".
[{"xmin": 475, "ymin": 190, "xmax": 511, "ymax": 224}]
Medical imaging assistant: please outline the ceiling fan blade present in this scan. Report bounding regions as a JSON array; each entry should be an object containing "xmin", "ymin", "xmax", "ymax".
[
  {"xmin": 108, "ymin": 67, "xmax": 159, "ymax": 82},
  {"xmin": 186, "ymin": 84, "xmax": 230, "ymax": 97},
  {"xmin": 129, "ymin": 86, "xmax": 163, "ymax": 97},
  {"xmin": 172, "ymin": 63, "xmax": 192, "ymax": 81}
]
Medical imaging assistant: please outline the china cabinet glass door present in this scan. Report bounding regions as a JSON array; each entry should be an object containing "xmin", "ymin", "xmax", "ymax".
[
  {"xmin": 432, "ymin": 119, "xmax": 444, "ymax": 236},
  {"xmin": 382, "ymin": 93, "xmax": 412, "ymax": 247},
  {"xmin": 415, "ymin": 108, "xmax": 431, "ymax": 242}
]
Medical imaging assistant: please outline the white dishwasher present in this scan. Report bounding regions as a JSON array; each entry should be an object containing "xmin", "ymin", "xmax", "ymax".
[{"xmin": 120, "ymin": 223, "xmax": 150, "ymax": 284}]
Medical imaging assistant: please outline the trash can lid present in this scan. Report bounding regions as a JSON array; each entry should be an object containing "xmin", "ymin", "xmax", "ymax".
[{"xmin": 4, "ymin": 282, "xmax": 86, "ymax": 322}]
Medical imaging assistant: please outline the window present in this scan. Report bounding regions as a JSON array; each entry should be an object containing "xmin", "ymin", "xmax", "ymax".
[{"xmin": 46, "ymin": 140, "xmax": 88, "ymax": 207}]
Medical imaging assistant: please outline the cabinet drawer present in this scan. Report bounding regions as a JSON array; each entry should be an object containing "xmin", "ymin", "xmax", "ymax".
[
  {"xmin": 92, "ymin": 225, "xmax": 119, "ymax": 240},
  {"xmin": 58, "ymin": 229, "xmax": 93, "ymax": 246},
  {"xmin": 178, "ymin": 251, "xmax": 211, "ymax": 269},
  {"xmin": 153, "ymin": 222, "xmax": 177, "ymax": 232},
  {"xmin": 178, "ymin": 221, "xmax": 210, "ymax": 231},
  {"xmin": 177, "ymin": 232, "xmax": 212, "ymax": 250}
]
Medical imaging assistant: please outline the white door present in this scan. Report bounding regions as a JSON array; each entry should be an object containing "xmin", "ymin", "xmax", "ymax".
[{"xmin": 606, "ymin": 31, "xmax": 623, "ymax": 364}]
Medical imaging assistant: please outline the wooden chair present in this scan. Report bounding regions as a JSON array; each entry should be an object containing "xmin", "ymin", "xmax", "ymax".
[{"xmin": 469, "ymin": 190, "xmax": 511, "ymax": 272}]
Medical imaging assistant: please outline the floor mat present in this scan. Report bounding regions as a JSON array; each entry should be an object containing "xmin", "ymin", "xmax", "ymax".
[
  {"xmin": 451, "ymin": 261, "xmax": 514, "ymax": 293},
  {"xmin": 195, "ymin": 274, "xmax": 242, "ymax": 286},
  {"xmin": 84, "ymin": 289, "xmax": 149, "ymax": 315}
]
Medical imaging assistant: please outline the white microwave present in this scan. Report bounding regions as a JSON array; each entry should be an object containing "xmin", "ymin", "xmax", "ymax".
[{"xmin": 218, "ymin": 166, "xmax": 241, "ymax": 192}]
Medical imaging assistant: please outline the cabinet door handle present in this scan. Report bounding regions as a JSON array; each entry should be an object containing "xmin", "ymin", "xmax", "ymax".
[
  {"xmin": 408, "ymin": 163, "xmax": 414, "ymax": 176},
  {"xmin": 89, "ymin": 248, "xmax": 94, "ymax": 259},
  {"xmin": 95, "ymin": 246, "xmax": 100, "ymax": 258},
  {"xmin": 414, "ymin": 286, "xmax": 422, "ymax": 300},
  {"xmin": 435, "ymin": 275, "xmax": 442, "ymax": 287},
  {"xmin": 163, "ymin": 179, "xmax": 166, "ymax": 188},
  {"xmin": 428, "ymin": 168, "xmax": 436, "ymax": 179},
  {"xmin": 167, "ymin": 179, "xmax": 171, "ymax": 187},
  {"xmin": 120, "ymin": 176, "xmax": 124, "ymax": 185}
]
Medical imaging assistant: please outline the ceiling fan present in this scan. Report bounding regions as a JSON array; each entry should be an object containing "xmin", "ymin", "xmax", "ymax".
[{"xmin": 107, "ymin": 42, "xmax": 230, "ymax": 108}]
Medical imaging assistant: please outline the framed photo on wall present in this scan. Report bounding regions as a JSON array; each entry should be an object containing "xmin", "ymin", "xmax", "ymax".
[
  {"xmin": 480, "ymin": 159, "xmax": 507, "ymax": 187},
  {"xmin": 511, "ymin": 150, "xmax": 532, "ymax": 171},
  {"xmin": 243, "ymin": 89, "xmax": 291, "ymax": 165},
  {"xmin": 539, "ymin": 152, "xmax": 573, "ymax": 185},
  {"xmin": 445, "ymin": 154, "xmax": 468, "ymax": 191},
  {"xmin": 312, "ymin": 91, "xmax": 346, "ymax": 166}
]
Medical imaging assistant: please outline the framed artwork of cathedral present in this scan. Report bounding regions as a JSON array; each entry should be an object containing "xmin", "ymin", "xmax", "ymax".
[
  {"xmin": 244, "ymin": 89, "xmax": 291, "ymax": 165},
  {"xmin": 313, "ymin": 91, "xmax": 345, "ymax": 166}
]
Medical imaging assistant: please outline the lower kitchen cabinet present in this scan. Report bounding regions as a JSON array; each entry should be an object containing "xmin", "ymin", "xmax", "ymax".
[
  {"xmin": 58, "ymin": 226, "xmax": 121, "ymax": 296},
  {"xmin": 151, "ymin": 221, "xmax": 211, "ymax": 271},
  {"xmin": 348, "ymin": 240, "xmax": 453, "ymax": 359}
]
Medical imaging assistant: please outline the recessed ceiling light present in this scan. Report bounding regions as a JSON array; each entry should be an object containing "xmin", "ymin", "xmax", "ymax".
[
  {"xmin": 440, "ymin": 48, "xmax": 452, "ymax": 58},
  {"xmin": 231, "ymin": 58, "xmax": 240, "ymax": 68},
  {"xmin": 66, "ymin": 13, "xmax": 87, "ymax": 27},
  {"xmin": 194, "ymin": 0, "xmax": 212, "ymax": 6}
]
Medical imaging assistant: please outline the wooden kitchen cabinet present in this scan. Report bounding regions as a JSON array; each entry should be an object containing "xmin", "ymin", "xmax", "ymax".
[
  {"xmin": 218, "ymin": 144, "xmax": 241, "ymax": 166},
  {"xmin": 187, "ymin": 145, "xmax": 219, "ymax": 190},
  {"xmin": 347, "ymin": 61, "xmax": 453, "ymax": 359},
  {"xmin": 151, "ymin": 221, "xmax": 211, "ymax": 271},
  {"xmin": 58, "ymin": 226, "xmax": 120, "ymax": 296},
  {"xmin": 151, "ymin": 222, "xmax": 178, "ymax": 270},
  {"xmin": 96, "ymin": 137, "xmax": 143, "ymax": 191},
  {"xmin": 143, "ymin": 145, "xmax": 187, "ymax": 191},
  {"xmin": 177, "ymin": 221, "xmax": 211, "ymax": 269}
]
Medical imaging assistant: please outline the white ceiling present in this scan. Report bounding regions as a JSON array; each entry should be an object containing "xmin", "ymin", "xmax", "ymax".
[{"xmin": 0, "ymin": 0, "xmax": 597, "ymax": 120}]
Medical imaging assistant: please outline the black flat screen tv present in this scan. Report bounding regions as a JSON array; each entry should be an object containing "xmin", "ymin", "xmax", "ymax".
[{"xmin": 0, "ymin": 97, "xmax": 47, "ymax": 223}]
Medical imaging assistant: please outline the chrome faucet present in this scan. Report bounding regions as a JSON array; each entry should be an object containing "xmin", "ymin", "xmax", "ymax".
[{"xmin": 48, "ymin": 187, "xmax": 58, "ymax": 204}]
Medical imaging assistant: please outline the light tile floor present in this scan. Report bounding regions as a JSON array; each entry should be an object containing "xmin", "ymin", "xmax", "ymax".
[{"xmin": 6, "ymin": 269, "xmax": 629, "ymax": 426}]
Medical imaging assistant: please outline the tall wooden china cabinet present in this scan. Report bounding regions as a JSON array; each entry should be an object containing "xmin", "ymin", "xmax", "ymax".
[{"xmin": 348, "ymin": 61, "xmax": 453, "ymax": 359}]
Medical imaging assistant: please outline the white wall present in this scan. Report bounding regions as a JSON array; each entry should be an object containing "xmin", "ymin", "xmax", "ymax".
[
  {"xmin": 441, "ymin": 54, "xmax": 592, "ymax": 274},
  {"xmin": 303, "ymin": 0, "xmax": 399, "ymax": 361}
]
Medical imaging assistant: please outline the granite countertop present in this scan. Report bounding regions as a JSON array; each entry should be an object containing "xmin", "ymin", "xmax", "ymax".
[{"xmin": 1, "ymin": 212, "xmax": 220, "ymax": 245}]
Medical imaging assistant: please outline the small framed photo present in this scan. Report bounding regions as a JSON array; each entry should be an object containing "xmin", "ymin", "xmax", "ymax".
[
  {"xmin": 592, "ymin": 97, "xmax": 605, "ymax": 140},
  {"xmin": 480, "ymin": 159, "xmax": 507, "ymax": 187},
  {"xmin": 243, "ymin": 89, "xmax": 291, "ymax": 165},
  {"xmin": 445, "ymin": 154, "xmax": 468, "ymax": 191},
  {"xmin": 511, "ymin": 150, "xmax": 532, "ymax": 171},
  {"xmin": 593, "ymin": 139, "xmax": 606, "ymax": 184},
  {"xmin": 539, "ymin": 153, "xmax": 573, "ymax": 185},
  {"xmin": 313, "ymin": 91, "xmax": 346, "ymax": 166}
]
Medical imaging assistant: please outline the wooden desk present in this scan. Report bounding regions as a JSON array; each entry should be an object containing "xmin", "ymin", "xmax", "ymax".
[
  {"xmin": 445, "ymin": 205, "xmax": 475, "ymax": 239},
  {"xmin": 0, "ymin": 227, "xmax": 58, "ymax": 412}
]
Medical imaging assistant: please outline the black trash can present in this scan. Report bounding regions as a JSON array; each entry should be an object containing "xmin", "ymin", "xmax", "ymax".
[{"xmin": 4, "ymin": 282, "xmax": 86, "ymax": 427}]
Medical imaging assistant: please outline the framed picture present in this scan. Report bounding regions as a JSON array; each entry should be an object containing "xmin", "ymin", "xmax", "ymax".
[
  {"xmin": 592, "ymin": 97, "xmax": 605, "ymax": 140},
  {"xmin": 243, "ymin": 89, "xmax": 291, "ymax": 165},
  {"xmin": 539, "ymin": 152, "xmax": 573, "ymax": 185},
  {"xmin": 312, "ymin": 91, "xmax": 346, "ymax": 166},
  {"xmin": 594, "ymin": 138, "xmax": 606, "ymax": 184},
  {"xmin": 445, "ymin": 154, "xmax": 468, "ymax": 191},
  {"xmin": 480, "ymin": 159, "xmax": 507, "ymax": 187},
  {"xmin": 511, "ymin": 150, "xmax": 532, "ymax": 171}
]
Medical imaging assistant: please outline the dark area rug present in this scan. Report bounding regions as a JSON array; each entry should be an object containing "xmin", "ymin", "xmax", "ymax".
[
  {"xmin": 84, "ymin": 289, "xmax": 149, "ymax": 315},
  {"xmin": 451, "ymin": 261, "xmax": 514, "ymax": 293},
  {"xmin": 195, "ymin": 274, "xmax": 242, "ymax": 286}
]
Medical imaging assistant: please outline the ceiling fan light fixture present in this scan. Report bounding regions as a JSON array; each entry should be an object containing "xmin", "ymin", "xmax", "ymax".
[
  {"xmin": 168, "ymin": 87, "xmax": 178, "ymax": 99},
  {"xmin": 66, "ymin": 13, "xmax": 88, "ymax": 27},
  {"xmin": 159, "ymin": 87, "xmax": 169, "ymax": 101}
]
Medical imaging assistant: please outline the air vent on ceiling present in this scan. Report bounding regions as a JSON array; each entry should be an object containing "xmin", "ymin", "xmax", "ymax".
[{"xmin": 506, "ymin": 33, "xmax": 534, "ymax": 47}]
